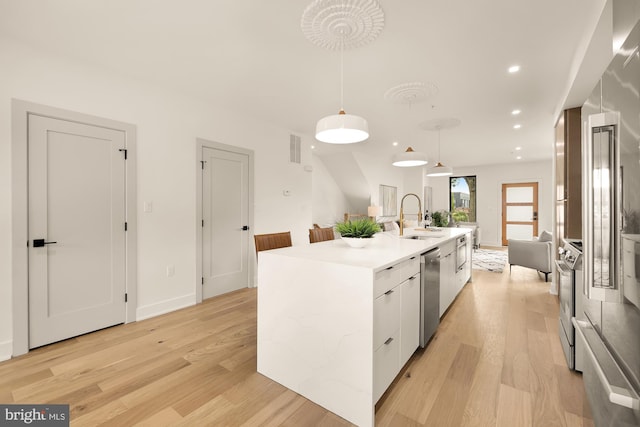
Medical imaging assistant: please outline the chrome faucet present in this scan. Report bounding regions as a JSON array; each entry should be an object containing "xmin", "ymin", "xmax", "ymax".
[{"xmin": 399, "ymin": 193, "xmax": 422, "ymax": 236}]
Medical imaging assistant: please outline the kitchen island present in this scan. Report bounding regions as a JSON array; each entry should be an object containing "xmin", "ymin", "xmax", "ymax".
[{"xmin": 257, "ymin": 228, "xmax": 471, "ymax": 427}]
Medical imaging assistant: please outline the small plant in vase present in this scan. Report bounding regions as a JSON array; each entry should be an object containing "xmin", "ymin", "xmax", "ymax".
[
  {"xmin": 335, "ymin": 218, "xmax": 382, "ymax": 248},
  {"xmin": 431, "ymin": 210, "xmax": 449, "ymax": 227}
]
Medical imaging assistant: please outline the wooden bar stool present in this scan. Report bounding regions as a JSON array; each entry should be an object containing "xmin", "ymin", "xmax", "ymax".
[
  {"xmin": 309, "ymin": 227, "xmax": 335, "ymax": 244},
  {"xmin": 254, "ymin": 231, "xmax": 292, "ymax": 256}
]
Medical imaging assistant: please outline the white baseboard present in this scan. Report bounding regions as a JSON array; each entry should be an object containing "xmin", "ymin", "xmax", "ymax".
[
  {"xmin": 136, "ymin": 293, "xmax": 196, "ymax": 321},
  {"xmin": 0, "ymin": 340, "xmax": 12, "ymax": 362}
]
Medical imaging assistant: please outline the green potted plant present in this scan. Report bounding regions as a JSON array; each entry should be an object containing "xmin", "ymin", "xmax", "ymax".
[
  {"xmin": 431, "ymin": 210, "xmax": 449, "ymax": 227},
  {"xmin": 335, "ymin": 218, "xmax": 382, "ymax": 248}
]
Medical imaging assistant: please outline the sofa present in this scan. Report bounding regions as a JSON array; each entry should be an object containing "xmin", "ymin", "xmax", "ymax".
[
  {"xmin": 507, "ymin": 230, "xmax": 553, "ymax": 281},
  {"xmin": 456, "ymin": 222, "xmax": 481, "ymax": 248}
]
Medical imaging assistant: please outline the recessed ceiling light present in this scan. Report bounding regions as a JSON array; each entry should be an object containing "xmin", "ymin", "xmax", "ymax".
[
  {"xmin": 515, "ymin": 146, "xmax": 522, "ymax": 151},
  {"xmin": 508, "ymin": 65, "xmax": 521, "ymax": 73},
  {"xmin": 513, "ymin": 124, "xmax": 522, "ymax": 129},
  {"xmin": 311, "ymin": 145, "xmax": 315, "ymax": 149},
  {"xmin": 392, "ymin": 141, "xmax": 398, "ymax": 146},
  {"xmin": 511, "ymin": 109, "xmax": 521, "ymax": 115},
  {"xmin": 516, "ymin": 156, "xmax": 522, "ymax": 160}
]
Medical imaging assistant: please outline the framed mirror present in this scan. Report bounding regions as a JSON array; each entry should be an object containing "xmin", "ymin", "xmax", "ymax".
[{"xmin": 379, "ymin": 185, "xmax": 397, "ymax": 217}]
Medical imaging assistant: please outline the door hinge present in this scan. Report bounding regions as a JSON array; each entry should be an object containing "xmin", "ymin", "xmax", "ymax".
[
  {"xmin": 125, "ymin": 293, "xmax": 128, "ymax": 302},
  {"xmin": 119, "ymin": 148, "xmax": 128, "ymax": 160},
  {"xmin": 125, "ymin": 222, "xmax": 128, "ymax": 231},
  {"xmin": 200, "ymin": 160, "xmax": 206, "ymax": 169}
]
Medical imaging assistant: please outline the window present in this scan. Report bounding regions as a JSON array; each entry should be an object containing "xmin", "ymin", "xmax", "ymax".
[{"xmin": 450, "ymin": 176, "xmax": 476, "ymax": 222}]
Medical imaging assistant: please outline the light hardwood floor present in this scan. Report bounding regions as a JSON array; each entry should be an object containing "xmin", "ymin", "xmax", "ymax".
[{"xmin": 0, "ymin": 264, "xmax": 593, "ymax": 426}]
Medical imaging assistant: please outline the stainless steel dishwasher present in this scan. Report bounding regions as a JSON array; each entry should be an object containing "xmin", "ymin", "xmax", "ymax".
[{"xmin": 420, "ymin": 248, "xmax": 440, "ymax": 347}]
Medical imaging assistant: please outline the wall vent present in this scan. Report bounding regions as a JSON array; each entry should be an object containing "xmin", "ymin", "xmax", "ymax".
[{"xmin": 290, "ymin": 134, "xmax": 301, "ymax": 164}]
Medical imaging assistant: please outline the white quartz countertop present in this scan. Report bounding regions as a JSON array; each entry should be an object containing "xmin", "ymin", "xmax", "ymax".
[{"xmin": 260, "ymin": 227, "xmax": 470, "ymax": 272}]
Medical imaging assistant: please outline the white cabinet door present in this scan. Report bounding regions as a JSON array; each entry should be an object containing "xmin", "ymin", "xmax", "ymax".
[
  {"xmin": 440, "ymin": 253, "xmax": 456, "ymax": 316},
  {"xmin": 400, "ymin": 274, "xmax": 420, "ymax": 366},
  {"xmin": 374, "ymin": 287, "xmax": 401, "ymax": 350},
  {"xmin": 373, "ymin": 329, "xmax": 400, "ymax": 403}
]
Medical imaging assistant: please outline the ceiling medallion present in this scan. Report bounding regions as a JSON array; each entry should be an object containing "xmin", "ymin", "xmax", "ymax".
[
  {"xmin": 384, "ymin": 82, "xmax": 439, "ymax": 105},
  {"xmin": 301, "ymin": 0, "xmax": 385, "ymax": 51},
  {"xmin": 419, "ymin": 117, "xmax": 462, "ymax": 131}
]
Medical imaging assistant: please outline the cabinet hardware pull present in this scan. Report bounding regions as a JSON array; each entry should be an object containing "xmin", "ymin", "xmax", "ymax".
[
  {"xmin": 385, "ymin": 266, "xmax": 394, "ymax": 270},
  {"xmin": 384, "ymin": 337, "xmax": 393, "ymax": 345},
  {"xmin": 384, "ymin": 289, "xmax": 394, "ymax": 295},
  {"xmin": 410, "ymin": 256, "xmax": 416, "ymax": 260},
  {"xmin": 409, "ymin": 276, "xmax": 416, "ymax": 280}
]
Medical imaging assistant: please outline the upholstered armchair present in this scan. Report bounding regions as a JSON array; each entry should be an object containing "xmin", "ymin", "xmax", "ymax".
[{"xmin": 507, "ymin": 230, "xmax": 553, "ymax": 281}]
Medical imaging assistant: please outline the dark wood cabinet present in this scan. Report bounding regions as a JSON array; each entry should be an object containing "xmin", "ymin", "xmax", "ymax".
[{"xmin": 554, "ymin": 107, "xmax": 582, "ymax": 244}]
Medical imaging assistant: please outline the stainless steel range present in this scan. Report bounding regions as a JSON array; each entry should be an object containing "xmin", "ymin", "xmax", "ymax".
[{"xmin": 557, "ymin": 238, "xmax": 584, "ymax": 371}]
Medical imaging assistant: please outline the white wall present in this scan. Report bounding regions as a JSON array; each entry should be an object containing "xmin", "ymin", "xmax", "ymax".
[
  {"xmin": 353, "ymin": 151, "xmax": 405, "ymax": 221},
  {"xmin": 312, "ymin": 154, "xmax": 351, "ymax": 226},
  {"xmin": 0, "ymin": 37, "xmax": 312, "ymax": 360},
  {"xmin": 426, "ymin": 160, "xmax": 554, "ymax": 247},
  {"xmin": 311, "ymin": 151, "xmax": 408, "ymax": 224}
]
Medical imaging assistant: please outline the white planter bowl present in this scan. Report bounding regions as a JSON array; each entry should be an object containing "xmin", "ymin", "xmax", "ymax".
[{"xmin": 341, "ymin": 236, "xmax": 373, "ymax": 248}]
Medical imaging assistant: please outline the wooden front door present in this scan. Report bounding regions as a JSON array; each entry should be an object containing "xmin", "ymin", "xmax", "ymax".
[{"xmin": 502, "ymin": 182, "xmax": 539, "ymax": 246}]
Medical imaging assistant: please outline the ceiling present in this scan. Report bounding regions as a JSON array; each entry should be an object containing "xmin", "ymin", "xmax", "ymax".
[{"xmin": 0, "ymin": 0, "xmax": 609, "ymax": 167}]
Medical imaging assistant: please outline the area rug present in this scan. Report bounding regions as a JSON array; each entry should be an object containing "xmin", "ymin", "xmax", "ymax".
[{"xmin": 472, "ymin": 249, "xmax": 508, "ymax": 273}]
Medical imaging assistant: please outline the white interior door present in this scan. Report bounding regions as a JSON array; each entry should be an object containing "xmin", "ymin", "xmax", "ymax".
[
  {"xmin": 502, "ymin": 182, "xmax": 539, "ymax": 246},
  {"xmin": 202, "ymin": 146, "xmax": 250, "ymax": 299},
  {"xmin": 28, "ymin": 115, "xmax": 127, "ymax": 348}
]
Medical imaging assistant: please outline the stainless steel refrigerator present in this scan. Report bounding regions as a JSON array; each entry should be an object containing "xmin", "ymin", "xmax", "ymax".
[{"xmin": 575, "ymin": 19, "xmax": 640, "ymax": 426}]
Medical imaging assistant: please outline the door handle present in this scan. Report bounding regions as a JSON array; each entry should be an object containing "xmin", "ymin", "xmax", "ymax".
[
  {"xmin": 242, "ymin": 225, "xmax": 250, "ymax": 231},
  {"xmin": 33, "ymin": 239, "xmax": 57, "ymax": 247},
  {"xmin": 533, "ymin": 212, "xmax": 538, "ymax": 220}
]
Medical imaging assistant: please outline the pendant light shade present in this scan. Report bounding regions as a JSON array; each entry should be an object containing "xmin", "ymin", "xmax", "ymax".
[
  {"xmin": 426, "ymin": 161, "xmax": 453, "ymax": 176},
  {"xmin": 392, "ymin": 146, "xmax": 428, "ymax": 167},
  {"xmin": 316, "ymin": 109, "xmax": 369, "ymax": 144},
  {"xmin": 426, "ymin": 127, "xmax": 453, "ymax": 176}
]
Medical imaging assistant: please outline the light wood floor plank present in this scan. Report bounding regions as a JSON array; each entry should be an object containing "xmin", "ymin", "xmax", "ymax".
[
  {"xmin": 238, "ymin": 389, "xmax": 300, "ymax": 427},
  {"xmin": 460, "ymin": 358, "xmax": 502, "ymax": 427},
  {"xmin": 496, "ymin": 383, "xmax": 533, "ymax": 427},
  {"xmin": 133, "ymin": 406, "xmax": 183, "ymax": 427},
  {"xmin": 0, "ymin": 265, "xmax": 593, "ymax": 426}
]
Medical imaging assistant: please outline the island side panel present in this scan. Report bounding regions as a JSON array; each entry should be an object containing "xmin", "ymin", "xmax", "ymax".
[{"xmin": 257, "ymin": 252, "xmax": 374, "ymax": 427}]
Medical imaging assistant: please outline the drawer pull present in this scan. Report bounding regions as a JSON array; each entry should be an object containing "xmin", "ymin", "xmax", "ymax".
[
  {"xmin": 384, "ymin": 337, "xmax": 394, "ymax": 345},
  {"xmin": 410, "ymin": 256, "xmax": 416, "ymax": 260},
  {"xmin": 409, "ymin": 275, "xmax": 417, "ymax": 280},
  {"xmin": 385, "ymin": 266, "xmax": 394, "ymax": 270},
  {"xmin": 384, "ymin": 289, "xmax": 394, "ymax": 295}
]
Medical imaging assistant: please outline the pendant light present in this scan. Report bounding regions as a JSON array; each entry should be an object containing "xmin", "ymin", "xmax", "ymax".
[
  {"xmin": 302, "ymin": 0, "xmax": 383, "ymax": 143},
  {"xmin": 427, "ymin": 127, "xmax": 453, "ymax": 176},
  {"xmin": 315, "ymin": 35, "xmax": 369, "ymax": 144},
  {"xmin": 392, "ymin": 147, "xmax": 428, "ymax": 167}
]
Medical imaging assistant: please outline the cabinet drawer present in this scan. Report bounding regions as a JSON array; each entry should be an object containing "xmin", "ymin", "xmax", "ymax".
[
  {"xmin": 400, "ymin": 276, "xmax": 420, "ymax": 366},
  {"xmin": 439, "ymin": 239, "xmax": 456, "ymax": 257},
  {"xmin": 374, "ymin": 256, "xmax": 420, "ymax": 297},
  {"xmin": 373, "ymin": 329, "xmax": 400, "ymax": 403},
  {"xmin": 374, "ymin": 287, "xmax": 401, "ymax": 349}
]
